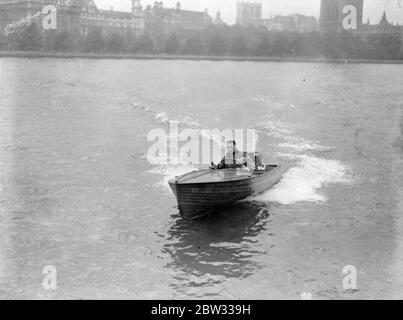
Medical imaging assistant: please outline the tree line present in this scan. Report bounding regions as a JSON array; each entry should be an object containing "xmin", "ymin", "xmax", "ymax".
[{"xmin": 1, "ymin": 22, "xmax": 402, "ymax": 60}]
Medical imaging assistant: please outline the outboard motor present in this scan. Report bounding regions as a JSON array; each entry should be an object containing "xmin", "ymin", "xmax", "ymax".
[{"xmin": 252, "ymin": 152, "xmax": 265, "ymax": 171}]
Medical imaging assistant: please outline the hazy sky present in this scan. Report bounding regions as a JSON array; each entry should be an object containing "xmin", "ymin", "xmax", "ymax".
[{"xmin": 96, "ymin": 0, "xmax": 403, "ymax": 25}]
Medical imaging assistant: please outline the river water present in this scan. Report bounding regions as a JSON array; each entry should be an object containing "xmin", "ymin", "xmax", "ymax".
[{"xmin": 0, "ymin": 58, "xmax": 402, "ymax": 299}]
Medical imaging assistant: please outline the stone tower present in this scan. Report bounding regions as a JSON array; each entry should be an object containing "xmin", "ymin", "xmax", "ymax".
[
  {"xmin": 132, "ymin": 0, "xmax": 142, "ymax": 13},
  {"xmin": 236, "ymin": 0, "xmax": 262, "ymax": 27},
  {"xmin": 320, "ymin": 0, "xmax": 363, "ymax": 33}
]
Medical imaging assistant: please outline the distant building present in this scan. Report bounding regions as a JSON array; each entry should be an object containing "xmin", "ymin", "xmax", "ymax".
[
  {"xmin": 214, "ymin": 11, "xmax": 224, "ymax": 25},
  {"xmin": 236, "ymin": 0, "xmax": 262, "ymax": 27},
  {"xmin": 262, "ymin": 14, "xmax": 318, "ymax": 33},
  {"xmin": 360, "ymin": 11, "xmax": 403, "ymax": 36},
  {"xmin": 237, "ymin": 1, "xmax": 316, "ymax": 32},
  {"xmin": 80, "ymin": 0, "xmax": 144, "ymax": 36},
  {"xmin": 0, "ymin": 0, "xmax": 82, "ymax": 35},
  {"xmin": 144, "ymin": 2, "xmax": 212, "ymax": 35},
  {"xmin": 0, "ymin": 0, "xmax": 211, "ymax": 37},
  {"xmin": 0, "ymin": 0, "xmax": 145, "ymax": 36}
]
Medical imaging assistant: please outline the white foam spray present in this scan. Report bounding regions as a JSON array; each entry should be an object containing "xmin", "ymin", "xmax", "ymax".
[{"xmin": 250, "ymin": 155, "xmax": 351, "ymax": 205}]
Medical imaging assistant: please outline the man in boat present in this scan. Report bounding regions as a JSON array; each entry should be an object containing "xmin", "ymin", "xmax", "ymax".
[{"xmin": 215, "ymin": 140, "xmax": 256, "ymax": 171}]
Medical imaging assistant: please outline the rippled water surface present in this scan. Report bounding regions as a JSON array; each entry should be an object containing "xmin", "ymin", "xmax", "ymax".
[{"xmin": 0, "ymin": 58, "xmax": 402, "ymax": 299}]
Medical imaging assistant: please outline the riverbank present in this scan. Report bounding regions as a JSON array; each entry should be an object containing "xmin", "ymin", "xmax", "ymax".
[{"xmin": 1, "ymin": 50, "xmax": 403, "ymax": 64}]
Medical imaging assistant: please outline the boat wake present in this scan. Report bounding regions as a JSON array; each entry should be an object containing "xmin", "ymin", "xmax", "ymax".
[
  {"xmin": 257, "ymin": 118, "xmax": 334, "ymax": 152},
  {"xmin": 250, "ymin": 115, "xmax": 352, "ymax": 205},
  {"xmin": 131, "ymin": 102, "xmax": 202, "ymax": 128},
  {"xmin": 134, "ymin": 103, "xmax": 218, "ymax": 190},
  {"xmin": 248, "ymin": 154, "xmax": 351, "ymax": 205}
]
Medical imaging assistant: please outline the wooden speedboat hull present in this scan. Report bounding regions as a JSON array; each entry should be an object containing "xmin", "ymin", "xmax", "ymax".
[{"xmin": 169, "ymin": 165, "xmax": 283, "ymax": 220}]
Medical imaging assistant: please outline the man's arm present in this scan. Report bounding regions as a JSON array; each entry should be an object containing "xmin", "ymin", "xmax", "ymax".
[
  {"xmin": 244, "ymin": 153, "xmax": 256, "ymax": 171},
  {"xmin": 216, "ymin": 158, "xmax": 226, "ymax": 170}
]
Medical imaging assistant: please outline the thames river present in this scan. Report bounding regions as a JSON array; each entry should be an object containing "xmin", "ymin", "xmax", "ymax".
[{"xmin": 0, "ymin": 58, "xmax": 402, "ymax": 299}]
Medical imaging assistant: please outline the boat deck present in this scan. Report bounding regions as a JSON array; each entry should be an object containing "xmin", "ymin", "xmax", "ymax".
[{"xmin": 173, "ymin": 165, "xmax": 279, "ymax": 184}]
